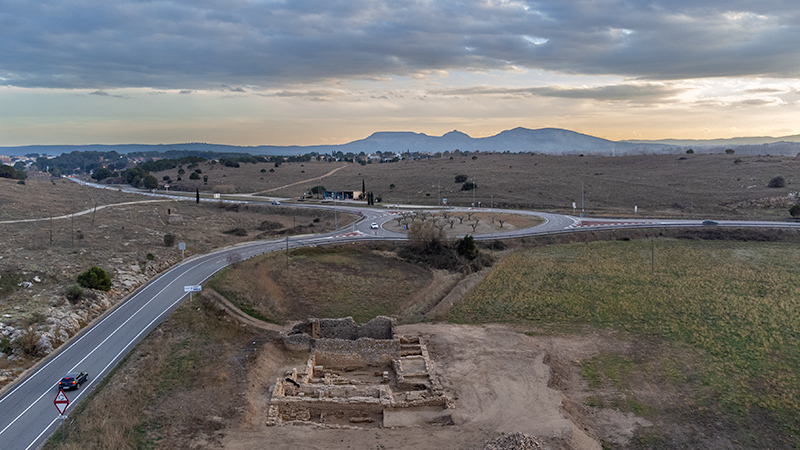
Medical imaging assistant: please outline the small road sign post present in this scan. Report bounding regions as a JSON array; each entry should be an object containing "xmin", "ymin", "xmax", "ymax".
[
  {"xmin": 184, "ymin": 284, "xmax": 201, "ymax": 301},
  {"xmin": 54, "ymin": 389, "xmax": 69, "ymax": 441},
  {"xmin": 178, "ymin": 242, "xmax": 186, "ymax": 259}
]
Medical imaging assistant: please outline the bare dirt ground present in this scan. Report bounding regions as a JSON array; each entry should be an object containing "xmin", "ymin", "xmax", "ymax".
[
  {"xmin": 382, "ymin": 210, "xmax": 543, "ymax": 237},
  {"xmin": 222, "ymin": 323, "xmax": 612, "ymax": 450}
]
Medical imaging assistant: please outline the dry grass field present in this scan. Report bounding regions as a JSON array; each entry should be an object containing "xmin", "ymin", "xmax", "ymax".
[
  {"xmin": 0, "ymin": 177, "xmax": 354, "ymax": 386},
  {"xmin": 9, "ymin": 153, "xmax": 800, "ymax": 449},
  {"xmin": 450, "ymin": 238, "xmax": 800, "ymax": 448},
  {"xmin": 207, "ymin": 245, "xmax": 443, "ymax": 324},
  {"xmin": 156, "ymin": 153, "xmax": 800, "ymax": 219}
]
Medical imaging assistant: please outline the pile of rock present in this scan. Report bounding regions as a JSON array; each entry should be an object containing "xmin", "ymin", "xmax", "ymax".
[{"xmin": 483, "ymin": 432, "xmax": 546, "ymax": 450}]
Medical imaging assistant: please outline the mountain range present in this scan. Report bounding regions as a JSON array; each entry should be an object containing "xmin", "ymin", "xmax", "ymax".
[{"xmin": 3, "ymin": 127, "xmax": 800, "ymax": 157}]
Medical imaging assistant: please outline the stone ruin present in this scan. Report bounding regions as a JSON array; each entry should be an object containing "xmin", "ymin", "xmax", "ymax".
[{"xmin": 269, "ymin": 316, "xmax": 454, "ymax": 428}]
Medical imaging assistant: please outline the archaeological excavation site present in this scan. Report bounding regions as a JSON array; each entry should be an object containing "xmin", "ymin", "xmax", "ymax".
[{"xmin": 268, "ymin": 316, "xmax": 455, "ymax": 428}]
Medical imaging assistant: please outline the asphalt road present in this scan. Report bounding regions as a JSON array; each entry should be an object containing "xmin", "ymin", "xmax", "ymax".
[{"xmin": 3, "ymin": 182, "xmax": 800, "ymax": 449}]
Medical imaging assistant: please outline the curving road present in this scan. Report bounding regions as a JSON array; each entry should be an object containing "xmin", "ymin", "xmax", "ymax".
[{"xmin": 2, "ymin": 182, "xmax": 800, "ymax": 449}]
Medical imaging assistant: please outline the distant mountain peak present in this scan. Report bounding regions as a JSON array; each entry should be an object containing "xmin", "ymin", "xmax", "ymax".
[{"xmin": 442, "ymin": 130, "xmax": 471, "ymax": 138}]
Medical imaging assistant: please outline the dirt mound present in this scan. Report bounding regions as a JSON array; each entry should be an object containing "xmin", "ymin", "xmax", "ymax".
[{"xmin": 484, "ymin": 432, "xmax": 546, "ymax": 450}]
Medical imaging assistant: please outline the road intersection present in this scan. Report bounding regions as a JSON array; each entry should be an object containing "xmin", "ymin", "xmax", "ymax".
[{"xmin": 2, "ymin": 182, "xmax": 800, "ymax": 449}]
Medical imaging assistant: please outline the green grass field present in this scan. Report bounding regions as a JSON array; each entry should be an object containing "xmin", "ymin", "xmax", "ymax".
[{"xmin": 449, "ymin": 239, "xmax": 800, "ymax": 441}]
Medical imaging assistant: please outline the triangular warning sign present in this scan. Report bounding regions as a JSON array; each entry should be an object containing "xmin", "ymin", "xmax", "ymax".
[
  {"xmin": 55, "ymin": 390, "xmax": 69, "ymax": 403},
  {"xmin": 54, "ymin": 388, "xmax": 70, "ymax": 415}
]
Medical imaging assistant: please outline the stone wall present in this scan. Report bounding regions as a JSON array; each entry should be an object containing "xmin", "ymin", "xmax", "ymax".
[
  {"xmin": 314, "ymin": 337, "xmax": 399, "ymax": 367},
  {"xmin": 283, "ymin": 316, "xmax": 398, "ymax": 367}
]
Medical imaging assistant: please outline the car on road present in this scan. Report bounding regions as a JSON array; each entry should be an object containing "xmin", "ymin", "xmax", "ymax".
[
  {"xmin": 271, "ymin": 200, "xmax": 281, "ymax": 205},
  {"xmin": 370, "ymin": 223, "xmax": 379, "ymax": 229},
  {"xmin": 58, "ymin": 372, "xmax": 88, "ymax": 390},
  {"xmin": 702, "ymin": 220, "xmax": 718, "ymax": 226}
]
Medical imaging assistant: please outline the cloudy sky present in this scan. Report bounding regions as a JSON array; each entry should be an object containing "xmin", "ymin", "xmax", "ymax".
[{"xmin": 1, "ymin": 0, "xmax": 799, "ymax": 146}]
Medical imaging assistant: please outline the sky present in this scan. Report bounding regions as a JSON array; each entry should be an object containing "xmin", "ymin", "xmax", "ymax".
[{"xmin": 1, "ymin": 0, "xmax": 799, "ymax": 147}]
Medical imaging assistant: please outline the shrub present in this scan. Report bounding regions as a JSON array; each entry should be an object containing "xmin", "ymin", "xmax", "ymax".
[
  {"xmin": 725, "ymin": 148, "xmax": 735, "ymax": 155},
  {"xmin": 454, "ymin": 174, "xmax": 468, "ymax": 183},
  {"xmin": 686, "ymin": 149, "xmax": 694, "ymax": 154},
  {"xmin": 65, "ymin": 284, "xmax": 84, "ymax": 303},
  {"xmin": 260, "ymin": 168, "xmax": 266, "ymax": 173},
  {"xmin": 790, "ymin": 205, "xmax": 800, "ymax": 218},
  {"xmin": 734, "ymin": 158, "xmax": 743, "ymax": 165},
  {"xmin": 13, "ymin": 327, "xmax": 41, "ymax": 357},
  {"xmin": 146, "ymin": 253, "xmax": 155, "ymax": 260},
  {"xmin": 456, "ymin": 235, "xmax": 479, "ymax": 260},
  {"xmin": 189, "ymin": 172, "xmax": 200, "ymax": 180},
  {"xmin": 258, "ymin": 221, "xmax": 283, "ymax": 231},
  {"xmin": 768, "ymin": 176, "xmax": 786, "ymax": 188},
  {"xmin": 77, "ymin": 266, "xmax": 112, "ymax": 291},
  {"xmin": 17, "ymin": 180, "xmax": 25, "ymax": 185},
  {"xmin": 461, "ymin": 181, "xmax": 477, "ymax": 191},
  {"xmin": 164, "ymin": 234, "xmax": 176, "ymax": 247},
  {"xmin": 223, "ymin": 228, "xmax": 248, "ymax": 236}
]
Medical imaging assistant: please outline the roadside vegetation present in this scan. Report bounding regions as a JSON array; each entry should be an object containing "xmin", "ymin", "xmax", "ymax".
[
  {"xmin": 44, "ymin": 295, "xmax": 257, "ymax": 450},
  {"xmin": 449, "ymin": 238, "xmax": 800, "ymax": 447}
]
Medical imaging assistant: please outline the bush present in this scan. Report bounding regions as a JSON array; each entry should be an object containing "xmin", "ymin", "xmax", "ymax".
[
  {"xmin": 790, "ymin": 204, "xmax": 800, "ymax": 218},
  {"xmin": 164, "ymin": 234, "xmax": 176, "ymax": 247},
  {"xmin": 189, "ymin": 172, "xmax": 200, "ymax": 180},
  {"xmin": 686, "ymin": 149, "xmax": 694, "ymax": 154},
  {"xmin": 768, "ymin": 176, "xmax": 786, "ymax": 188},
  {"xmin": 461, "ymin": 181, "xmax": 477, "ymax": 191},
  {"xmin": 77, "ymin": 266, "xmax": 112, "ymax": 291},
  {"xmin": 13, "ymin": 327, "xmax": 41, "ymax": 357},
  {"xmin": 734, "ymin": 158, "xmax": 742, "ymax": 165},
  {"xmin": 223, "ymin": 228, "xmax": 248, "ymax": 236},
  {"xmin": 456, "ymin": 235, "xmax": 479, "ymax": 260},
  {"xmin": 725, "ymin": 148, "xmax": 735, "ymax": 155},
  {"xmin": 65, "ymin": 284, "xmax": 84, "ymax": 303},
  {"xmin": 454, "ymin": 174, "xmax": 468, "ymax": 183},
  {"xmin": 258, "ymin": 220, "xmax": 283, "ymax": 231},
  {"xmin": 146, "ymin": 253, "xmax": 155, "ymax": 260}
]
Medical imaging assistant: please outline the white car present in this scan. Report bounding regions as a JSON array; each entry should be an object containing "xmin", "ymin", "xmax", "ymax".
[{"xmin": 370, "ymin": 223, "xmax": 379, "ymax": 229}]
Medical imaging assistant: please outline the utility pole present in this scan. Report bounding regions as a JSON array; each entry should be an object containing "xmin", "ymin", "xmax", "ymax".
[
  {"xmin": 91, "ymin": 201, "xmax": 97, "ymax": 228},
  {"xmin": 71, "ymin": 213, "xmax": 74, "ymax": 251},
  {"xmin": 581, "ymin": 182, "xmax": 585, "ymax": 214},
  {"xmin": 472, "ymin": 181, "xmax": 476, "ymax": 207}
]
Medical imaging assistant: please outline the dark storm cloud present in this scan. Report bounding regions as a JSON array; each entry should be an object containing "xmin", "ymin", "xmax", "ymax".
[{"xmin": 1, "ymin": 0, "xmax": 798, "ymax": 89}]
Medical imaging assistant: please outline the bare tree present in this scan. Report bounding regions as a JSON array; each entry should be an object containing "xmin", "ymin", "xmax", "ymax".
[
  {"xmin": 456, "ymin": 215, "xmax": 465, "ymax": 224},
  {"xmin": 467, "ymin": 212, "xmax": 474, "ymax": 221},
  {"xmin": 498, "ymin": 219, "xmax": 505, "ymax": 228},
  {"xmin": 470, "ymin": 223, "xmax": 479, "ymax": 232},
  {"xmin": 448, "ymin": 218, "xmax": 457, "ymax": 228}
]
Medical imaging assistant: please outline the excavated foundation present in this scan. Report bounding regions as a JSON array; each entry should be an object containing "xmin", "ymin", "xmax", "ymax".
[{"xmin": 269, "ymin": 317, "xmax": 454, "ymax": 428}]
